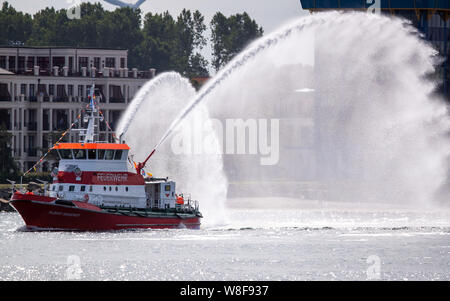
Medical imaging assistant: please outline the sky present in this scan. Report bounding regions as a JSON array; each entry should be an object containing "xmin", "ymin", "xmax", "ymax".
[{"xmin": 7, "ymin": 0, "xmax": 309, "ymax": 35}]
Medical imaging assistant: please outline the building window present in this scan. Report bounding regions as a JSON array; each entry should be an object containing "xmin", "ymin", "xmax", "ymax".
[
  {"xmin": 105, "ymin": 57, "xmax": 115, "ymax": 68},
  {"xmin": 27, "ymin": 56, "xmax": 34, "ymax": 69},
  {"xmin": 0, "ymin": 56, "xmax": 6, "ymax": 69},
  {"xmin": 94, "ymin": 57, "xmax": 100, "ymax": 69},
  {"xmin": 78, "ymin": 85, "xmax": 83, "ymax": 98},
  {"xmin": 37, "ymin": 56, "xmax": 49, "ymax": 70},
  {"xmin": 48, "ymin": 84, "xmax": 55, "ymax": 96},
  {"xmin": 79, "ymin": 57, "xmax": 88, "ymax": 67},
  {"xmin": 8, "ymin": 56, "xmax": 16, "ymax": 70},
  {"xmin": 120, "ymin": 57, "xmax": 125, "ymax": 68},
  {"xmin": 18, "ymin": 56, "xmax": 25, "ymax": 70},
  {"xmin": 20, "ymin": 84, "xmax": 26, "ymax": 95},
  {"xmin": 68, "ymin": 85, "xmax": 73, "ymax": 96},
  {"xmin": 29, "ymin": 84, "xmax": 35, "ymax": 97}
]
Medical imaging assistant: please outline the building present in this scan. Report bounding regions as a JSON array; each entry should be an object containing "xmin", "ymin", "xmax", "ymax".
[
  {"xmin": 299, "ymin": 0, "xmax": 450, "ymax": 100},
  {"xmin": 0, "ymin": 46, "xmax": 155, "ymax": 172}
]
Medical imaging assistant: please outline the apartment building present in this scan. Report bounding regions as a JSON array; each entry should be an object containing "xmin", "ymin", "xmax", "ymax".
[{"xmin": 0, "ymin": 46, "xmax": 155, "ymax": 172}]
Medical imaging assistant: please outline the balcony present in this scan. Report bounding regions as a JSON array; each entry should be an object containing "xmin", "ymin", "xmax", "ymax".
[
  {"xmin": 53, "ymin": 96, "xmax": 69, "ymax": 103},
  {"xmin": 26, "ymin": 148, "xmax": 37, "ymax": 157},
  {"xmin": 109, "ymin": 97, "xmax": 125, "ymax": 103},
  {"xmin": 25, "ymin": 122, "xmax": 37, "ymax": 131}
]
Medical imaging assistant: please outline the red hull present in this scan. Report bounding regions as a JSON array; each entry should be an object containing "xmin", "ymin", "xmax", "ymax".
[{"xmin": 10, "ymin": 199, "xmax": 201, "ymax": 231}]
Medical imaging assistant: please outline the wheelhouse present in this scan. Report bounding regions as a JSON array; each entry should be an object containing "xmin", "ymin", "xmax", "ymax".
[{"xmin": 53, "ymin": 143, "xmax": 129, "ymax": 161}]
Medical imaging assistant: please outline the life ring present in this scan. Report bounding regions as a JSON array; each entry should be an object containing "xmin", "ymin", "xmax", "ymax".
[{"xmin": 83, "ymin": 194, "xmax": 89, "ymax": 203}]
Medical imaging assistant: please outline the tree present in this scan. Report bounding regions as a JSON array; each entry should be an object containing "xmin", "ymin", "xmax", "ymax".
[
  {"xmin": 139, "ymin": 11, "xmax": 178, "ymax": 71},
  {"xmin": 210, "ymin": 12, "xmax": 263, "ymax": 71},
  {"xmin": 0, "ymin": 1, "xmax": 32, "ymax": 45},
  {"xmin": 138, "ymin": 9, "xmax": 209, "ymax": 76},
  {"xmin": 0, "ymin": 124, "xmax": 18, "ymax": 181},
  {"xmin": 173, "ymin": 9, "xmax": 208, "ymax": 77}
]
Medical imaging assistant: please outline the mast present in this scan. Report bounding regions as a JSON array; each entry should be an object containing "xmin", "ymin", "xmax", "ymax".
[{"xmin": 73, "ymin": 82, "xmax": 103, "ymax": 143}]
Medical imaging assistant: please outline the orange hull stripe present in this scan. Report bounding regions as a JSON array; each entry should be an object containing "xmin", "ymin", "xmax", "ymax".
[{"xmin": 53, "ymin": 143, "xmax": 130, "ymax": 150}]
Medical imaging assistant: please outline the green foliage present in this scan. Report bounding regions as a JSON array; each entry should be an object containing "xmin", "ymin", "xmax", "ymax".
[
  {"xmin": 0, "ymin": 1, "xmax": 32, "ymax": 45},
  {"xmin": 139, "ymin": 9, "xmax": 209, "ymax": 77},
  {"xmin": 0, "ymin": 124, "xmax": 18, "ymax": 182},
  {"xmin": 0, "ymin": 1, "xmax": 264, "ymax": 78},
  {"xmin": 210, "ymin": 12, "xmax": 263, "ymax": 71}
]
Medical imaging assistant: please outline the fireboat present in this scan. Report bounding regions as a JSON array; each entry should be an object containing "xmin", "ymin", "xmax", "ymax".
[{"xmin": 9, "ymin": 84, "xmax": 202, "ymax": 231}]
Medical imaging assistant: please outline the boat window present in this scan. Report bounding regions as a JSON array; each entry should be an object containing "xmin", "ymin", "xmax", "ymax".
[
  {"xmin": 54, "ymin": 150, "xmax": 62, "ymax": 159},
  {"xmin": 126, "ymin": 187, "xmax": 129, "ymax": 192},
  {"xmin": 80, "ymin": 186, "xmax": 86, "ymax": 192},
  {"xmin": 73, "ymin": 149, "xmax": 86, "ymax": 159},
  {"xmin": 69, "ymin": 185, "xmax": 75, "ymax": 192},
  {"xmin": 89, "ymin": 186, "xmax": 93, "ymax": 192},
  {"xmin": 60, "ymin": 149, "xmax": 73, "ymax": 159},
  {"xmin": 165, "ymin": 184, "xmax": 171, "ymax": 192},
  {"xmin": 109, "ymin": 186, "xmax": 112, "ymax": 191},
  {"xmin": 88, "ymin": 149, "xmax": 97, "ymax": 160},
  {"xmin": 98, "ymin": 149, "xmax": 106, "ymax": 160},
  {"xmin": 115, "ymin": 187, "xmax": 118, "ymax": 191},
  {"xmin": 52, "ymin": 185, "xmax": 56, "ymax": 191},
  {"xmin": 105, "ymin": 150, "xmax": 114, "ymax": 160},
  {"xmin": 103, "ymin": 186, "xmax": 106, "ymax": 191},
  {"xmin": 59, "ymin": 185, "xmax": 64, "ymax": 191},
  {"xmin": 114, "ymin": 150, "xmax": 122, "ymax": 160}
]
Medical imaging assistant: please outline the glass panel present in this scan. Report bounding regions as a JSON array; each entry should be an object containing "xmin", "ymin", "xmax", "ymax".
[
  {"xmin": 88, "ymin": 149, "xmax": 97, "ymax": 159},
  {"xmin": 59, "ymin": 149, "xmax": 73, "ymax": 159},
  {"xmin": 105, "ymin": 150, "xmax": 114, "ymax": 160},
  {"xmin": 80, "ymin": 186, "xmax": 86, "ymax": 192},
  {"xmin": 73, "ymin": 149, "xmax": 86, "ymax": 159},
  {"xmin": 114, "ymin": 150, "xmax": 122, "ymax": 160},
  {"xmin": 98, "ymin": 149, "xmax": 105, "ymax": 160}
]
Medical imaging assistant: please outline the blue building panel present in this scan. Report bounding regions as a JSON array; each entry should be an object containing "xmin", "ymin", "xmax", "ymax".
[
  {"xmin": 300, "ymin": 0, "xmax": 450, "ymax": 9},
  {"xmin": 299, "ymin": 0, "xmax": 450, "ymax": 99}
]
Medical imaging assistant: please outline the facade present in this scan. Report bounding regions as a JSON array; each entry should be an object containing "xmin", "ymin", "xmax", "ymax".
[
  {"xmin": 0, "ymin": 46, "xmax": 155, "ymax": 172},
  {"xmin": 299, "ymin": 0, "xmax": 450, "ymax": 100}
]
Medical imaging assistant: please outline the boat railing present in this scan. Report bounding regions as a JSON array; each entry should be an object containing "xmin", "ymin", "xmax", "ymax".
[{"xmin": 177, "ymin": 197, "xmax": 199, "ymax": 213}]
